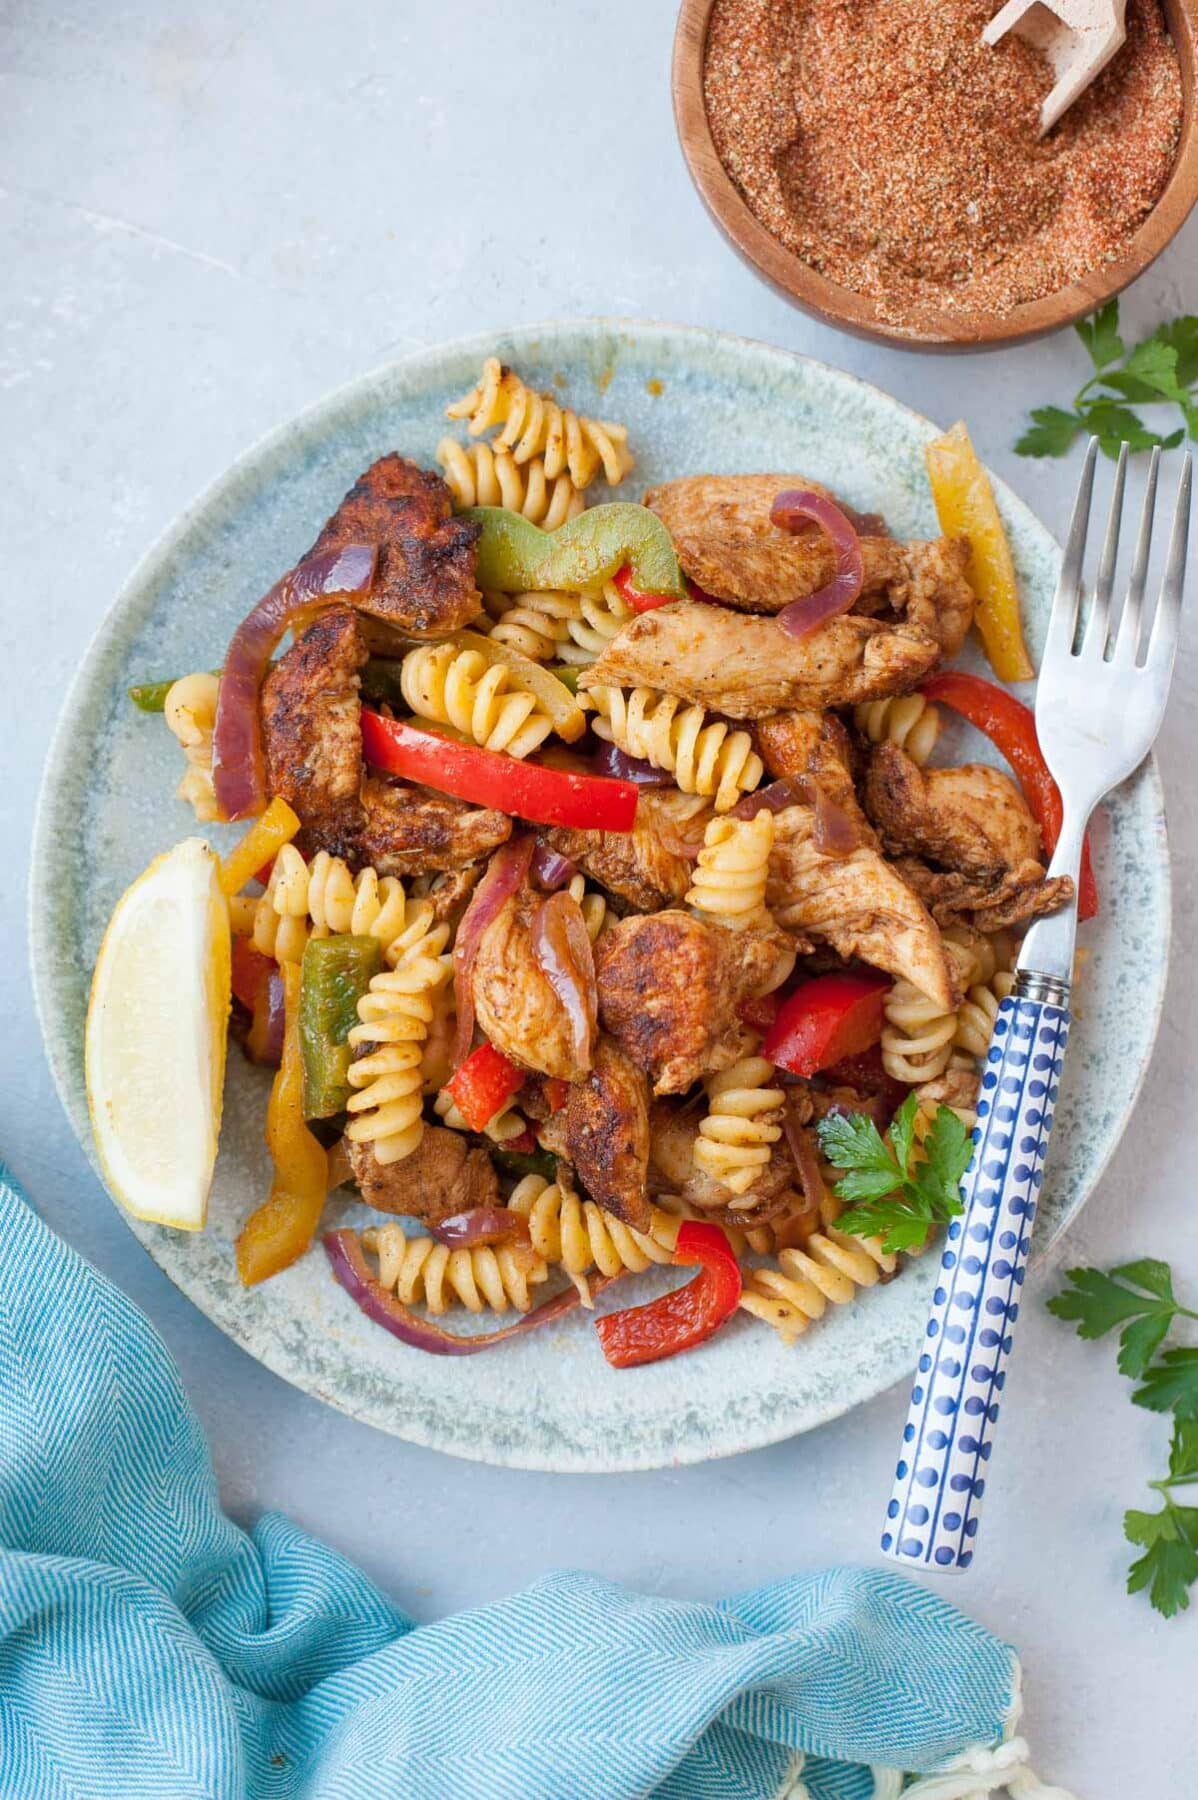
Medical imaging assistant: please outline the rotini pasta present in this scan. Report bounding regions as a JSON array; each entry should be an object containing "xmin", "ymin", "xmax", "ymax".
[
  {"xmin": 880, "ymin": 934, "xmax": 983, "ymax": 1084},
  {"xmin": 345, "ymin": 919, "xmax": 452, "ymax": 1165},
  {"xmin": 556, "ymin": 581, "xmax": 634, "ymax": 666},
  {"xmin": 692, "ymin": 1057, "xmax": 785, "ymax": 1199},
  {"xmin": 953, "ymin": 968, "xmax": 1016, "ymax": 1061},
  {"xmin": 566, "ymin": 873, "xmax": 609, "ymax": 943},
  {"xmin": 584, "ymin": 685, "xmax": 764, "ymax": 814},
  {"xmin": 164, "ymin": 672, "xmax": 220, "ymax": 822},
  {"xmin": 482, "ymin": 588, "xmax": 583, "ymax": 662},
  {"xmin": 853, "ymin": 694, "xmax": 941, "ymax": 766},
  {"xmin": 436, "ymin": 436, "xmax": 586, "ymax": 529},
  {"xmin": 446, "ymin": 357, "xmax": 634, "ymax": 489},
  {"xmin": 421, "ymin": 981, "xmax": 456, "ymax": 1096},
  {"xmin": 363, "ymin": 1221, "xmax": 549, "ymax": 1315},
  {"xmin": 739, "ymin": 1230, "xmax": 899, "ymax": 1346},
  {"xmin": 249, "ymin": 847, "xmax": 421, "ymax": 968},
  {"xmin": 399, "ymin": 641, "xmax": 553, "ymax": 757},
  {"xmin": 434, "ymin": 1086, "xmax": 528, "ymax": 1146},
  {"xmin": 507, "ymin": 1174, "xmax": 681, "ymax": 1301},
  {"xmin": 685, "ymin": 811, "xmax": 774, "ymax": 927}
]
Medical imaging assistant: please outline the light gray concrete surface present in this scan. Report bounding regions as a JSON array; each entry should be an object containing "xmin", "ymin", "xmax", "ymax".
[{"xmin": 2, "ymin": 4, "xmax": 1196, "ymax": 1794}]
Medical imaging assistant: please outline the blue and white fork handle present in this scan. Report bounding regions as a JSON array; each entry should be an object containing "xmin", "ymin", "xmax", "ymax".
[{"xmin": 882, "ymin": 883, "xmax": 1077, "ymax": 1571}]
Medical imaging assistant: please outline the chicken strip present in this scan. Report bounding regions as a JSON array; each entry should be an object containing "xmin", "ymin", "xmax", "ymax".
[
  {"xmin": 645, "ymin": 472, "xmax": 900, "ymax": 611},
  {"xmin": 565, "ymin": 1036, "xmax": 651, "ymax": 1229},
  {"xmin": 756, "ymin": 708, "xmax": 863, "ymax": 811},
  {"xmin": 896, "ymin": 860, "xmax": 1074, "ymax": 934},
  {"xmin": 307, "ymin": 453, "xmax": 482, "ymax": 639},
  {"xmin": 579, "ymin": 600, "xmax": 944, "ymax": 719},
  {"xmin": 261, "ymin": 605, "xmax": 366, "ymax": 828},
  {"xmin": 594, "ymin": 911, "xmax": 782, "ymax": 1094},
  {"xmin": 768, "ymin": 805, "xmax": 957, "ymax": 1009},
  {"xmin": 864, "ymin": 743, "xmax": 1044, "ymax": 881},
  {"xmin": 471, "ymin": 884, "xmax": 595, "ymax": 1082},
  {"xmin": 648, "ymin": 1098, "xmax": 797, "ymax": 1224},
  {"xmin": 346, "ymin": 1127, "xmax": 499, "ymax": 1224},
  {"xmin": 544, "ymin": 789, "xmax": 697, "ymax": 912}
]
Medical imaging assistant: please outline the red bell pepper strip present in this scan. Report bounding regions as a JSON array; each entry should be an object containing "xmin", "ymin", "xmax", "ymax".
[
  {"xmin": 594, "ymin": 1221, "xmax": 743, "ymax": 1369},
  {"xmin": 763, "ymin": 970, "xmax": 890, "ymax": 1078},
  {"xmin": 919, "ymin": 671, "xmax": 1098, "ymax": 920},
  {"xmin": 361, "ymin": 710, "xmax": 639, "ymax": 833},
  {"xmin": 446, "ymin": 1041, "xmax": 526, "ymax": 1132},
  {"xmin": 231, "ymin": 937, "xmax": 273, "ymax": 1011},
  {"xmin": 613, "ymin": 564, "xmax": 676, "ymax": 614}
]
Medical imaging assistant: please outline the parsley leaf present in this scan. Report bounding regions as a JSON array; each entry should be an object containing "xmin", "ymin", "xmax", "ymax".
[
  {"xmin": 1133, "ymin": 1349, "xmax": 1198, "ymax": 1422},
  {"xmin": 817, "ymin": 1098, "xmax": 970, "ymax": 1256},
  {"xmin": 1169, "ymin": 1419, "xmax": 1198, "ymax": 1482},
  {"xmin": 1016, "ymin": 302, "xmax": 1198, "ymax": 461},
  {"xmin": 1046, "ymin": 1260, "xmax": 1182, "ymax": 1377},
  {"xmin": 1125, "ymin": 1504, "xmax": 1198, "ymax": 1618}
]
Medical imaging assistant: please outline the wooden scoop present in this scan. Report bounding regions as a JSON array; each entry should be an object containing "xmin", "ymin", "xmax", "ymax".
[{"xmin": 983, "ymin": 0, "xmax": 1128, "ymax": 134}]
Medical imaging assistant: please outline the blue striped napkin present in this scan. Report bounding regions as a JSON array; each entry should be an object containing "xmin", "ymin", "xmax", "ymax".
[{"xmin": 0, "ymin": 1164, "xmax": 1073, "ymax": 1800}]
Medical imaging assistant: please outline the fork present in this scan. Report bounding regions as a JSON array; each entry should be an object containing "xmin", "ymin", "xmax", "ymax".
[
  {"xmin": 883, "ymin": 438, "xmax": 1192, "ymax": 1571},
  {"xmin": 983, "ymin": 0, "xmax": 1127, "ymax": 136}
]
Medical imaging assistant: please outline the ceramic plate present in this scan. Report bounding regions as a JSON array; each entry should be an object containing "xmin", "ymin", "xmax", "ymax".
[{"xmin": 30, "ymin": 321, "xmax": 1169, "ymax": 1472}]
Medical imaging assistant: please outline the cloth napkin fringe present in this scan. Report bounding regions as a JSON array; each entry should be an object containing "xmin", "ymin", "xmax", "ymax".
[{"xmin": 867, "ymin": 1660, "xmax": 1077, "ymax": 1800}]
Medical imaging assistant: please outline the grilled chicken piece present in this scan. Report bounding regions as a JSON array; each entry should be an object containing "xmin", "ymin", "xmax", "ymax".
[
  {"xmin": 354, "ymin": 777, "xmax": 510, "ymax": 875},
  {"xmin": 647, "ymin": 1098, "xmax": 797, "ymax": 1223},
  {"xmin": 768, "ymin": 805, "xmax": 957, "ymax": 1009},
  {"xmin": 418, "ymin": 862, "xmax": 484, "ymax": 927},
  {"xmin": 594, "ymin": 911, "xmax": 782, "ymax": 1094},
  {"xmin": 471, "ymin": 884, "xmax": 594, "ymax": 1082},
  {"xmin": 915, "ymin": 1067, "xmax": 981, "ymax": 1119},
  {"xmin": 262, "ymin": 605, "xmax": 366, "ymax": 827},
  {"xmin": 899, "ymin": 538, "xmax": 975, "ymax": 658},
  {"xmin": 544, "ymin": 790, "xmax": 698, "ymax": 911},
  {"xmin": 864, "ymin": 744, "xmax": 1044, "ymax": 881},
  {"xmin": 896, "ymin": 859, "xmax": 1074, "ymax": 934},
  {"xmin": 346, "ymin": 1127, "xmax": 499, "ymax": 1224},
  {"xmin": 756, "ymin": 708, "xmax": 863, "ymax": 811},
  {"xmin": 645, "ymin": 473, "xmax": 899, "ymax": 612},
  {"xmin": 307, "ymin": 454, "xmax": 482, "ymax": 639},
  {"xmin": 565, "ymin": 1037, "xmax": 651, "ymax": 1229},
  {"xmin": 579, "ymin": 600, "xmax": 944, "ymax": 719}
]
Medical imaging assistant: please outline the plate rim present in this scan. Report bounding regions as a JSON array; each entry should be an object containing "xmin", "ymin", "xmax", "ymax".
[{"xmin": 28, "ymin": 316, "xmax": 1172, "ymax": 1470}]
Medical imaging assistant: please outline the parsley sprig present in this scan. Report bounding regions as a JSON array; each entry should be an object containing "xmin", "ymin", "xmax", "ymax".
[
  {"xmin": 1016, "ymin": 301, "xmax": 1198, "ymax": 461},
  {"xmin": 816, "ymin": 1094, "xmax": 973, "ymax": 1255},
  {"xmin": 1049, "ymin": 1260, "xmax": 1198, "ymax": 1617}
]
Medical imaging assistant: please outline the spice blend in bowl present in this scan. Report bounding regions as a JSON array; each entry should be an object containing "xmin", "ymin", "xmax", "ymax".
[{"xmin": 686, "ymin": 0, "xmax": 1191, "ymax": 343}]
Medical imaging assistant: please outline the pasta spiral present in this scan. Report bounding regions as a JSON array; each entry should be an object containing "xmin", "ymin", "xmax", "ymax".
[
  {"xmin": 739, "ymin": 1231, "xmax": 899, "ymax": 1346},
  {"xmin": 436, "ymin": 436, "xmax": 586, "ymax": 529},
  {"xmin": 363, "ymin": 1222, "xmax": 549, "ymax": 1315},
  {"xmin": 482, "ymin": 588, "xmax": 583, "ymax": 662},
  {"xmin": 248, "ymin": 846, "xmax": 426, "ymax": 968},
  {"xmin": 399, "ymin": 641, "xmax": 552, "ymax": 758},
  {"xmin": 557, "ymin": 581, "xmax": 634, "ymax": 666},
  {"xmin": 507, "ymin": 1175, "xmax": 681, "ymax": 1301},
  {"xmin": 692, "ymin": 1057, "xmax": 785, "ymax": 1200},
  {"xmin": 584, "ymin": 685, "xmax": 764, "ymax": 814},
  {"xmin": 446, "ymin": 357, "xmax": 634, "ymax": 489},
  {"xmin": 566, "ymin": 873, "xmax": 609, "ymax": 943},
  {"xmin": 953, "ymin": 968, "xmax": 1016, "ymax": 1061},
  {"xmin": 686, "ymin": 811, "xmax": 774, "ymax": 928},
  {"xmin": 164, "ymin": 672, "xmax": 220, "ymax": 822},
  {"xmin": 880, "ymin": 934, "xmax": 981, "ymax": 1084},
  {"xmin": 853, "ymin": 695, "xmax": 941, "ymax": 766},
  {"xmin": 434, "ymin": 1086, "xmax": 528, "ymax": 1146},
  {"xmin": 345, "ymin": 920, "xmax": 452, "ymax": 1165}
]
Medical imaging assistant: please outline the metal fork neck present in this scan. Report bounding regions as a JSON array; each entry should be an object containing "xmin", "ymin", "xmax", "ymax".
[{"xmin": 1013, "ymin": 799, "xmax": 1089, "ymax": 989}]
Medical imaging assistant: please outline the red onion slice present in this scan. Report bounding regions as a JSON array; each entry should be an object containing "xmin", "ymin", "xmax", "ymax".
[
  {"xmin": 531, "ymin": 890, "xmax": 597, "ymax": 1072},
  {"xmin": 324, "ymin": 1230, "xmax": 621, "ymax": 1356},
  {"xmin": 770, "ymin": 490, "xmax": 864, "ymax": 641},
  {"xmin": 212, "ymin": 542, "xmax": 378, "ymax": 821},
  {"xmin": 531, "ymin": 841, "xmax": 578, "ymax": 891},
  {"xmin": 730, "ymin": 780, "xmax": 798, "ymax": 820},
  {"xmin": 452, "ymin": 833, "xmax": 534, "ymax": 1069},
  {"xmin": 427, "ymin": 1207, "xmax": 531, "ymax": 1249},
  {"xmin": 731, "ymin": 774, "xmax": 864, "ymax": 857},
  {"xmin": 590, "ymin": 740, "xmax": 674, "ymax": 788},
  {"xmin": 784, "ymin": 1101, "xmax": 832, "ymax": 1217}
]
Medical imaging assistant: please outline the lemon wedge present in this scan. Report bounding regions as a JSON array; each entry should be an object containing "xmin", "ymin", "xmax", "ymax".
[{"xmin": 85, "ymin": 838, "xmax": 231, "ymax": 1229}]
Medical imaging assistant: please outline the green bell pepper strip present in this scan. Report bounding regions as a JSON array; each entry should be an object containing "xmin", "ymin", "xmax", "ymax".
[
  {"xmin": 127, "ymin": 670, "xmax": 220, "ymax": 712},
  {"xmin": 464, "ymin": 503, "xmax": 685, "ymax": 600},
  {"xmin": 300, "ymin": 935, "xmax": 384, "ymax": 1119},
  {"xmin": 491, "ymin": 1145, "xmax": 560, "ymax": 1183}
]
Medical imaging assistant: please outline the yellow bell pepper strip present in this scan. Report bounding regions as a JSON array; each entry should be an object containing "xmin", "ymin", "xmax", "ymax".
[
  {"xmin": 299, "ymin": 935, "xmax": 383, "ymax": 1119},
  {"xmin": 925, "ymin": 422, "xmax": 1034, "ymax": 683},
  {"xmin": 235, "ymin": 959, "xmax": 329, "ymax": 1286},
  {"xmin": 465, "ymin": 503, "xmax": 685, "ymax": 600},
  {"xmin": 449, "ymin": 631, "xmax": 586, "ymax": 743},
  {"xmin": 217, "ymin": 796, "xmax": 301, "ymax": 898}
]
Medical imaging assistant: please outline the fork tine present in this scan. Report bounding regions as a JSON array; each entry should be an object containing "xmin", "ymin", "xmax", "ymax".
[
  {"xmin": 1146, "ymin": 454, "xmax": 1192, "ymax": 679},
  {"xmin": 1083, "ymin": 440, "xmax": 1128, "ymax": 657},
  {"xmin": 1113, "ymin": 446, "xmax": 1160, "ymax": 662},
  {"xmin": 1045, "ymin": 436, "xmax": 1097, "ymax": 660}
]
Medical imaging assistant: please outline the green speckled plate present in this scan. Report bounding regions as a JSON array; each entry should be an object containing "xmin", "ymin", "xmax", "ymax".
[{"xmin": 30, "ymin": 322, "xmax": 1169, "ymax": 1472}]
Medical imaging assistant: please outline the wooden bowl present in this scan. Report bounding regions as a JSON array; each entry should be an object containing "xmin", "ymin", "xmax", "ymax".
[{"xmin": 672, "ymin": 0, "xmax": 1198, "ymax": 351}]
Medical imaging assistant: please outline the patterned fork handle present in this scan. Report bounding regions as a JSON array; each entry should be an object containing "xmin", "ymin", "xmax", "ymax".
[{"xmin": 882, "ymin": 982, "xmax": 1070, "ymax": 1569}]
